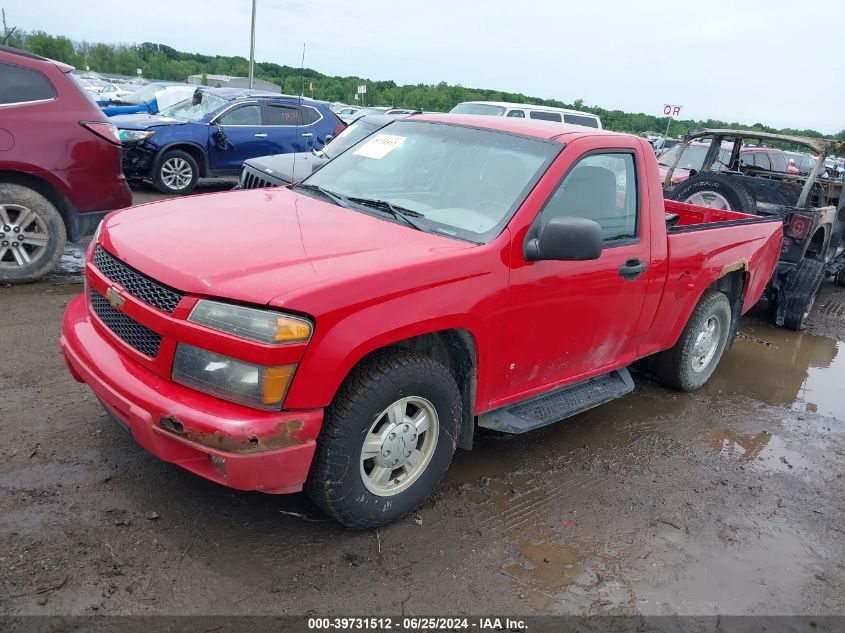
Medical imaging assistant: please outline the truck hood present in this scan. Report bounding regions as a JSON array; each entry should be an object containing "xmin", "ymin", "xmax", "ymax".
[
  {"xmin": 245, "ymin": 151, "xmax": 326, "ymax": 184},
  {"xmin": 100, "ymin": 188, "xmax": 472, "ymax": 308},
  {"xmin": 657, "ymin": 163, "xmax": 692, "ymax": 185},
  {"xmin": 109, "ymin": 113, "xmax": 188, "ymax": 130}
]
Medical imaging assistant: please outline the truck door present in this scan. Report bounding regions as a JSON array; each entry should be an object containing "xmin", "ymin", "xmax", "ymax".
[
  {"xmin": 208, "ymin": 102, "xmax": 267, "ymax": 173},
  {"xmin": 492, "ymin": 142, "xmax": 655, "ymax": 406}
]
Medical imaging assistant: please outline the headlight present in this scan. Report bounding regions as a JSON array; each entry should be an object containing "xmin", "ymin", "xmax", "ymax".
[
  {"xmin": 188, "ymin": 300, "xmax": 312, "ymax": 344},
  {"xmin": 172, "ymin": 344, "xmax": 295, "ymax": 410},
  {"xmin": 118, "ymin": 129, "xmax": 155, "ymax": 143}
]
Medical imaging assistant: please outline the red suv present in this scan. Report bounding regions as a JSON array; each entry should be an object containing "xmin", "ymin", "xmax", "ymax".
[{"xmin": 0, "ymin": 46, "xmax": 132, "ymax": 283}]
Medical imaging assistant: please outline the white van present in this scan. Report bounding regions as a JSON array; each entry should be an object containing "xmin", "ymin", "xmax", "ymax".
[{"xmin": 449, "ymin": 101, "xmax": 602, "ymax": 129}]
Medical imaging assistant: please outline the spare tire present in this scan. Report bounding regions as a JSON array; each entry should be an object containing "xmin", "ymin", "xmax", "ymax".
[
  {"xmin": 780, "ymin": 258, "xmax": 826, "ymax": 330},
  {"xmin": 669, "ymin": 173, "xmax": 756, "ymax": 213}
]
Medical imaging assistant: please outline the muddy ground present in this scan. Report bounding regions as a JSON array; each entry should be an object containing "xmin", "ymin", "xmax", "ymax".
[{"xmin": 1, "ymin": 188, "xmax": 844, "ymax": 617}]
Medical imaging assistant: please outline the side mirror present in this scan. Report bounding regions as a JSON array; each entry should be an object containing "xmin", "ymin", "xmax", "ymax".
[{"xmin": 524, "ymin": 217, "xmax": 602, "ymax": 262}]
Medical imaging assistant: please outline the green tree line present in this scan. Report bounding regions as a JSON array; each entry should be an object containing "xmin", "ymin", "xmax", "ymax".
[{"xmin": 8, "ymin": 30, "xmax": 845, "ymax": 141}]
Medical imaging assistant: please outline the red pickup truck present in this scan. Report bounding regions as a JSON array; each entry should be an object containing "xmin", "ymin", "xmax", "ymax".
[{"xmin": 61, "ymin": 115, "xmax": 783, "ymax": 528}]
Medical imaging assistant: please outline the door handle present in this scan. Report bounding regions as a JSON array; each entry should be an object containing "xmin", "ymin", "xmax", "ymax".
[
  {"xmin": 301, "ymin": 132, "xmax": 314, "ymax": 137},
  {"xmin": 254, "ymin": 133, "xmax": 268, "ymax": 138},
  {"xmin": 618, "ymin": 258, "xmax": 647, "ymax": 281}
]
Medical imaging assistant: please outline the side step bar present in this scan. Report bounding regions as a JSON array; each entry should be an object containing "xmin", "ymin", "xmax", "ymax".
[{"xmin": 478, "ymin": 368, "xmax": 635, "ymax": 434}]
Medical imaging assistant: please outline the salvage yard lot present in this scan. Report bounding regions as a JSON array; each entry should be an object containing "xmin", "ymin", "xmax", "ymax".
[{"xmin": 1, "ymin": 257, "xmax": 843, "ymax": 615}]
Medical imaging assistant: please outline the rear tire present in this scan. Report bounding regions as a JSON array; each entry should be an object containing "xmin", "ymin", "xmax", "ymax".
[
  {"xmin": 153, "ymin": 150, "xmax": 199, "ymax": 195},
  {"xmin": 0, "ymin": 183, "xmax": 66, "ymax": 284},
  {"xmin": 653, "ymin": 290, "xmax": 732, "ymax": 392},
  {"xmin": 306, "ymin": 350, "xmax": 461, "ymax": 529},
  {"xmin": 781, "ymin": 259, "xmax": 825, "ymax": 330},
  {"xmin": 834, "ymin": 265, "xmax": 845, "ymax": 288},
  {"xmin": 669, "ymin": 173, "xmax": 756, "ymax": 213}
]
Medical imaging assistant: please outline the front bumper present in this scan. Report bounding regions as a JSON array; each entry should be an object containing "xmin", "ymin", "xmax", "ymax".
[
  {"xmin": 61, "ymin": 294, "xmax": 322, "ymax": 494},
  {"xmin": 121, "ymin": 144, "xmax": 156, "ymax": 180}
]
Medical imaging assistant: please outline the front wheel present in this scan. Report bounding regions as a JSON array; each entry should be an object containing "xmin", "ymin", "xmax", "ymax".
[
  {"xmin": 653, "ymin": 289, "xmax": 732, "ymax": 392},
  {"xmin": 306, "ymin": 350, "xmax": 461, "ymax": 529},
  {"xmin": 153, "ymin": 150, "xmax": 199, "ymax": 195}
]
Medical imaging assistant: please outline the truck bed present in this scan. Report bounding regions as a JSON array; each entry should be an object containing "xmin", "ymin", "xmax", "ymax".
[
  {"xmin": 665, "ymin": 199, "xmax": 779, "ymax": 233},
  {"xmin": 635, "ymin": 199, "xmax": 784, "ymax": 361}
]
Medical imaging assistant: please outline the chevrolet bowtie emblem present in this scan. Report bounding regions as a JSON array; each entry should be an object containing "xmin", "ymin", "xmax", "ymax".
[{"xmin": 106, "ymin": 286, "xmax": 125, "ymax": 310}]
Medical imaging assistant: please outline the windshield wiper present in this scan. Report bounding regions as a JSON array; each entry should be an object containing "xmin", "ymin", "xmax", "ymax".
[
  {"xmin": 294, "ymin": 183, "xmax": 350, "ymax": 208},
  {"xmin": 346, "ymin": 197, "xmax": 429, "ymax": 232}
]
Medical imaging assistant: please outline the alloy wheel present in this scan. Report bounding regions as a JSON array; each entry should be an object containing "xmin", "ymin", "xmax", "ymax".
[
  {"xmin": 359, "ymin": 396, "xmax": 439, "ymax": 496},
  {"xmin": 0, "ymin": 204, "xmax": 50, "ymax": 269}
]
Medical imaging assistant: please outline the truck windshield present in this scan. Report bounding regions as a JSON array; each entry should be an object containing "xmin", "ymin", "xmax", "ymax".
[
  {"xmin": 120, "ymin": 83, "xmax": 163, "ymax": 105},
  {"xmin": 322, "ymin": 120, "xmax": 379, "ymax": 158},
  {"xmin": 159, "ymin": 92, "xmax": 226, "ymax": 121},
  {"xmin": 300, "ymin": 120, "xmax": 560, "ymax": 243},
  {"xmin": 659, "ymin": 144, "xmax": 732, "ymax": 170}
]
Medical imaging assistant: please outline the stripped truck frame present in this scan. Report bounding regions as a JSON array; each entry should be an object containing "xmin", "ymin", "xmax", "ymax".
[{"xmin": 664, "ymin": 128, "xmax": 845, "ymax": 330}]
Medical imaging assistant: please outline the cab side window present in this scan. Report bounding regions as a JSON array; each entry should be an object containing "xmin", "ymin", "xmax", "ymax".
[
  {"xmin": 218, "ymin": 104, "xmax": 261, "ymax": 125},
  {"xmin": 262, "ymin": 104, "xmax": 302, "ymax": 126},
  {"xmin": 0, "ymin": 62, "xmax": 56, "ymax": 104},
  {"xmin": 754, "ymin": 152, "xmax": 771, "ymax": 170},
  {"xmin": 538, "ymin": 153, "xmax": 638, "ymax": 243},
  {"xmin": 529, "ymin": 110, "xmax": 562, "ymax": 122},
  {"xmin": 506, "ymin": 110, "xmax": 525, "ymax": 118}
]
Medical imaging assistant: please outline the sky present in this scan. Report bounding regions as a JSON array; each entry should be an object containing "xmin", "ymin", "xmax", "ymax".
[{"xmin": 3, "ymin": 0, "xmax": 843, "ymax": 134}]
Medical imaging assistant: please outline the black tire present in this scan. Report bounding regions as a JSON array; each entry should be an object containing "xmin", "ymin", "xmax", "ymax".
[
  {"xmin": 669, "ymin": 173, "xmax": 756, "ymax": 213},
  {"xmin": 781, "ymin": 259, "xmax": 825, "ymax": 330},
  {"xmin": 0, "ymin": 183, "xmax": 66, "ymax": 284},
  {"xmin": 306, "ymin": 350, "xmax": 461, "ymax": 529},
  {"xmin": 834, "ymin": 265, "xmax": 845, "ymax": 288},
  {"xmin": 153, "ymin": 149, "xmax": 199, "ymax": 195},
  {"xmin": 653, "ymin": 289, "xmax": 732, "ymax": 392}
]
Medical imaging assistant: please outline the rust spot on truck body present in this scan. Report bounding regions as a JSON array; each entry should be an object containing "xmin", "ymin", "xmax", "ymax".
[{"xmin": 159, "ymin": 416, "xmax": 305, "ymax": 453}]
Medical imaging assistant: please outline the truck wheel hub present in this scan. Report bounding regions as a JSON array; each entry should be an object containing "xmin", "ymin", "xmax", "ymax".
[
  {"xmin": 691, "ymin": 315, "xmax": 721, "ymax": 372},
  {"xmin": 359, "ymin": 396, "xmax": 439, "ymax": 496}
]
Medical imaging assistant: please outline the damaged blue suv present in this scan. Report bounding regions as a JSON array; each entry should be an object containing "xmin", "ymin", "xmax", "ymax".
[{"xmin": 112, "ymin": 87, "xmax": 345, "ymax": 195}]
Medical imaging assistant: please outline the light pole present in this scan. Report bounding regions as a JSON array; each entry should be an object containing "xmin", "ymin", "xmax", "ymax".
[{"xmin": 248, "ymin": 0, "xmax": 256, "ymax": 89}]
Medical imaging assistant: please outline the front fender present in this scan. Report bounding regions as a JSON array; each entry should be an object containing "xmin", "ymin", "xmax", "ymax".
[{"xmin": 281, "ymin": 251, "xmax": 509, "ymax": 411}]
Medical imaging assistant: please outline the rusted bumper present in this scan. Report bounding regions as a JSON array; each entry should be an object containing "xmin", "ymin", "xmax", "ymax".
[{"xmin": 60, "ymin": 294, "xmax": 322, "ymax": 494}]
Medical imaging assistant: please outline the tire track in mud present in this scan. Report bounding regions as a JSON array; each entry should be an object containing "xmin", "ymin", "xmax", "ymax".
[{"xmin": 464, "ymin": 474, "xmax": 602, "ymax": 538}]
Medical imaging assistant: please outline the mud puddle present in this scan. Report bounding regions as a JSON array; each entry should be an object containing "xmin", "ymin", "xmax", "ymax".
[{"xmin": 704, "ymin": 322, "xmax": 843, "ymax": 418}]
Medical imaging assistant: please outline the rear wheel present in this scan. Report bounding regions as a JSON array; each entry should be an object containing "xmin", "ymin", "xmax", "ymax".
[
  {"xmin": 153, "ymin": 150, "xmax": 199, "ymax": 195},
  {"xmin": 834, "ymin": 265, "xmax": 845, "ymax": 288},
  {"xmin": 306, "ymin": 350, "xmax": 461, "ymax": 529},
  {"xmin": 653, "ymin": 290, "xmax": 732, "ymax": 392},
  {"xmin": 781, "ymin": 258, "xmax": 825, "ymax": 330},
  {"xmin": 669, "ymin": 173, "xmax": 756, "ymax": 212},
  {"xmin": 0, "ymin": 183, "xmax": 66, "ymax": 284}
]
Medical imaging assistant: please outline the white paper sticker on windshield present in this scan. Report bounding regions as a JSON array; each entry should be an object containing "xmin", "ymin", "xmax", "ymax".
[{"xmin": 353, "ymin": 134, "xmax": 406, "ymax": 159}]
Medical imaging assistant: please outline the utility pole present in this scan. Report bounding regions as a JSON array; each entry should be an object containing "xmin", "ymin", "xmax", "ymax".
[
  {"xmin": 248, "ymin": 0, "xmax": 256, "ymax": 89},
  {"xmin": 1, "ymin": 8, "xmax": 16, "ymax": 46}
]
